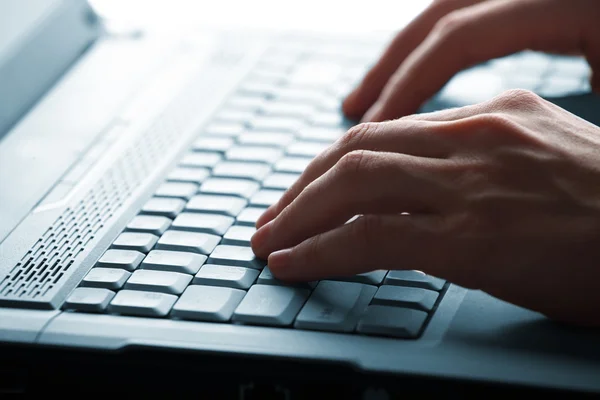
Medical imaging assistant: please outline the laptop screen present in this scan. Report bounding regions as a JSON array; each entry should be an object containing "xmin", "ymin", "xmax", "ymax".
[{"xmin": 0, "ymin": 0, "xmax": 100, "ymax": 139}]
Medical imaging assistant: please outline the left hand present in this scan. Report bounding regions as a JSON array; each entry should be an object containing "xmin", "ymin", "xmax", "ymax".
[{"xmin": 250, "ymin": 89, "xmax": 600, "ymax": 327}]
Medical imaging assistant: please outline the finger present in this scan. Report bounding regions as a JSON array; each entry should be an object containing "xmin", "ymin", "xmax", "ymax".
[
  {"xmin": 255, "ymin": 119, "xmax": 451, "ymax": 229},
  {"xmin": 251, "ymin": 150, "xmax": 452, "ymax": 259},
  {"xmin": 267, "ymin": 214, "xmax": 473, "ymax": 287},
  {"xmin": 342, "ymin": 0, "xmax": 481, "ymax": 119},
  {"xmin": 363, "ymin": 0, "xmax": 589, "ymax": 122}
]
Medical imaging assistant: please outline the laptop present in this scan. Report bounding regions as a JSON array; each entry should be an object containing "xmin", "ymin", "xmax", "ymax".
[{"xmin": 1, "ymin": 0, "xmax": 600, "ymax": 396}]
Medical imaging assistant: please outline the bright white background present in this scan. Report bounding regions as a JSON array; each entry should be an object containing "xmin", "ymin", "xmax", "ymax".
[{"xmin": 89, "ymin": 0, "xmax": 432, "ymax": 34}]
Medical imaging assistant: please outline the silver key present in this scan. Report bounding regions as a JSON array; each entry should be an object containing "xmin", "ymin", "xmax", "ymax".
[
  {"xmin": 155, "ymin": 182, "xmax": 198, "ymax": 200},
  {"xmin": 168, "ymin": 167, "xmax": 210, "ymax": 184},
  {"xmin": 227, "ymin": 95, "xmax": 267, "ymax": 111},
  {"xmin": 180, "ymin": 152, "xmax": 222, "ymax": 169},
  {"xmin": 236, "ymin": 207, "xmax": 267, "ymax": 226},
  {"xmin": 112, "ymin": 232, "xmax": 158, "ymax": 253},
  {"xmin": 274, "ymin": 157, "xmax": 311, "ymax": 173},
  {"xmin": 372, "ymin": 286, "xmax": 439, "ymax": 312},
  {"xmin": 171, "ymin": 213, "xmax": 234, "ymax": 235},
  {"xmin": 204, "ymin": 122, "xmax": 245, "ymax": 137},
  {"xmin": 384, "ymin": 270, "xmax": 445, "ymax": 291},
  {"xmin": 208, "ymin": 245, "xmax": 265, "ymax": 270},
  {"xmin": 232, "ymin": 284, "xmax": 309, "ymax": 326},
  {"xmin": 286, "ymin": 141, "xmax": 329, "ymax": 158},
  {"xmin": 124, "ymin": 269, "xmax": 192, "ymax": 295},
  {"xmin": 156, "ymin": 231, "xmax": 220, "ymax": 255},
  {"xmin": 262, "ymin": 173, "xmax": 299, "ymax": 190},
  {"xmin": 141, "ymin": 250, "xmax": 207, "ymax": 275},
  {"xmin": 357, "ymin": 305, "xmax": 428, "ymax": 338},
  {"xmin": 141, "ymin": 197, "xmax": 185, "ymax": 218},
  {"xmin": 297, "ymin": 127, "xmax": 344, "ymax": 143},
  {"xmin": 63, "ymin": 287, "xmax": 115, "ymax": 312},
  {"xmin": 200, "ymin": 178, "xmax": 259, "ymax": 199},
  {"xmin": 260, "ymin": 102, "xmax": 315, "ymax": 119},
  {"xmin": 192, "ymin": 137, "xmax": 234, "ymax": 153},
  {"xmin": 126, "ymin": 215, "xmax": 171, "ymax": 236},
  {"xmin": 97, "ymin": 249, "xmax": 144, "ymax": 271},
  {"xmin": 249, "ymin": 116, "xmax": 302, "ymax": 133},
  {"xmin": 333, "ymin": 270, "xmax": 388, "ymax": 286},
  {"xmin": 171, "ymin": 285, "xmax": 246, "ymax": 322},
  {"xmin": 226, "ymin": 146, "xmax": 283, "ymax": 164},
  {"xmin": 222, "ymin": 226, "xmax": 256, "ymax": 246},
  {"xmin": 81, "ymin": 268, "xmax": 131, "ymax": 290},
  {"xmin": 186, "ymin": 195, "xmax": 247, "ymax": 217},
  {"xmin": 237, "ymin": 132, "xmax": 294, "ymax": 147},
  {"xmin": 213, "ymin": 109, "xmax": 256, "ymax": 123},
  {"xmin": 310, "ymin": 112, "xmax": 345, "ymax": 128},
  {"xmin": 294, "ymin": 281, "xmax": 376, "ymax": 332},
  {"xmin": 108, "ymin": 290, "xmax": 177, "ymax": 317},
  {"xmin": 212, "ymin": 161, "xmax": 271, "ymax": 181},
  {"xmin": 249, "ymin": 190, "xmax": 284, "ymax": 207},
  {"xmin": 257, "ymin": 266, "xmax": 316, "ymax": 289},
  {"xmin": 193, "ymin": 264, "xmax": 259, "ymax": 290}
]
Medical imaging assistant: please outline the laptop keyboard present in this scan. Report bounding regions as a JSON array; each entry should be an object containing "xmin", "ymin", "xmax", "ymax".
[{"xmin": 61, "ymin": 43, "xmax": 448, "ymax": 339}]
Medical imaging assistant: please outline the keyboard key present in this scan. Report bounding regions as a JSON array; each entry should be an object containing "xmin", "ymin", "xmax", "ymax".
[
  {"xmin": 297, "ymin": 127, "xmax": 344, "ymax": 142},
  {"xmin": 124, "ymin": 270, "xmax": 192, "ymax": 295},
  {"xmin": 372, "ymin": 286, "xmax": 439, "ymax": 312},
  {"xmin": 156, "ymin": 231, "xmax": 220, "ymax": 255},
  {"xmin": 249, "ymin": 190, "xmax": 285, "ymax": 207},
  {"xmin": 204, "ymin": 122, "xmax": 245, "ymax": 137},
  {"xmin": 141, "ymin": 250, "xmax": 207, "ymax": 275},
  {"xmin": 249, "ymin": 116, "xmax": 302, "ymax": 133},
  {"xmin": 112, "ymin": 232, "xmax": 158, "ymax": 253},
  {"xmin": 213, "ymin": 109, "xmax": 256, "ymax": 123},
  {"xmin": 81, "ymin": 268, "xmax": 131, "ymax": 290},
  {"xmin": 172, "ymin": 285, "xmax": 246, "ymax": 322},
  {"xmin": 238, "ymin": 132, "xmax": 294, "ymax": 147},
  {"xmin": 141, "ymin": 197, "xmax": 186, "ymax": 218},
  {"xmin": 226, "ymin": 146, "xmax": 283, "ymax": 164},
  {"xmin": 154, "ymin": 182, "xmax": 198, "ymax": 200},
  {"xmin": 193, "ymin": 264, "xmax": 259, "ymax": 290},
  {"xmin": 274, "ymin": 157, "xmax": 311, "ymax": 173},
  {"xmin": 232, "ymin": 284, "xmax": 309, "ymax": 326},
  {"xmin": 208, "ymin": 245, "xmax": 265, "ymax": 270},
  {"xmin": 63, "ymin": 287, "xmax": 115, "ymax": 312},
  {"xmin": 357, "ymin": 305, "xmax": 428, "ymax": 338},
  {"xmin": 257, "ymin": 266, "xmax": 316, "ymax": 289},
  {"xmin": 180, "ymin": 152, "xmax": 222, "ymax": 169},
  {"xmin": 212, "ymin": 162, "xmax": 271, "ymax": 181},
  {"xmin": 227, "ymin": 95, "xmax": 267, "ymax": 111},
  {"xmin": 294, "ymin": 281, "xmax": 376, "ymax": 332},
  {"xmin": 286, "ymin": 141, "xmax": 329, "ymax": 158},
  {"xmin": 236, "ymin": 207, "xmax": 267, "ymax": 226},
  {"xmin": 192, "ymin": 136, "xmax": 235, "ymax": 153},
  {"xmin": 260, "ymin": 102, "xmax": 315, "ymax": 119},
  {"xmin": 333, "ymin": 270, "xmax": 388, "ymax": 286},
  {"xmin": 200, "ymin": 178, "xmax": 259, "ymax": 199},
  {"xmin": 186, "ymin": 195, "xmax": 247, "ymax": 217},
  {"xmin": 384, "ymin": 270, "xmax": 445, "ymax": 291},
  {"xmin": 108, "ymin": 290, "xmax": 177, "ymax": 317},
  {"xmin": 310, "ymin": 112, "xmax": 345, "ymax": 128},
  {"xmin": 262, "ymin": 173, "xmax": 299, "ymax": 190},
  {"xmin": 222, "ymin": 226, "xmax": 256, "ymax": 246},
  {"xmin": 96, "ymin": 249, "xmax": 144, "ymax": 271},
  {"xmin": 171, "ymin": 213, "xmax": 234, "ymax": 235},
  {"xmin": 126, "ymin": 215, "xmax": 171, "ymax": 236},
  {"xmin": 168, "ymin": 167, "xmax": 210, "ymax": 184}
]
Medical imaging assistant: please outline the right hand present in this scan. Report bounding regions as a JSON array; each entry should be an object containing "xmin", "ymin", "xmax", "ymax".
[{"xmin": 342, "ymin": 0, "xmax": 600, "ymax": 122}]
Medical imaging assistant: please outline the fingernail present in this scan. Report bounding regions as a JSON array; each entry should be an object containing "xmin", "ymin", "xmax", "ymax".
[
  {"xmin": 250, "ymin": 220, "xmax": 273, "ymax": 254},
  {"xmin": 255, "ymin": 205, "xmax": 276, "ymax": 229},
  {"xmin": 268, "ymin": 248, "xmax": 293, "ymax": 274}
]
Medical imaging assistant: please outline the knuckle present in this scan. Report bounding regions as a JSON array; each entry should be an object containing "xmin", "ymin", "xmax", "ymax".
[
  {"xmin": 336, "ymin": 149, "xmax": 371, "ymax": 177},
  {"xmin": 469, "ymin": 113, "xmax": 517, "ymax": 132},
  {"xmin": 339, "ymin": 122, "xmax": 378, "ymax": 150},
  {"xmin": 494, "ymin": 89, "xmax": 544, "ymax": 110}
]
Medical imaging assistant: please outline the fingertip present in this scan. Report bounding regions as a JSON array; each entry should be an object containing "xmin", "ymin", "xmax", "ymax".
[
  {"xmin": 255, "ymin": 205, "xmax": 276, "ymax": 229},
  {"xmin": 268, "ymin": 248, "xmax": 293, "ymax": 277},
  {"xmin": 250, "ymin": 220, "xmax": 273, "ymax": 259},
  {"xmin": 341, "ymin": 89, "xmax": 363, "ymax": 119}
]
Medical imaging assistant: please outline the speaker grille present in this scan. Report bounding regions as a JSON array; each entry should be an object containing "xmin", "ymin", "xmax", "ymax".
[{"xmin": 0, "ymin": 64, "xmax": 209, "ymax": 305}]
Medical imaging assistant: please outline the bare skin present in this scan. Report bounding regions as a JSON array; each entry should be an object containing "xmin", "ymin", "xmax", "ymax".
[{"xmin": 250, "ymin": 0, "xmax": 600, "ymax": 327}]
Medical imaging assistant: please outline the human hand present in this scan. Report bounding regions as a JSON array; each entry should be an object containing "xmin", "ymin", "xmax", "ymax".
[
  {"xmin": 343, "ymin": 0, "xmax": 600, "ymax": 122},
  {"xmin": 251, "ymin": 89, "xmax": 600, "ymax": 327}
]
